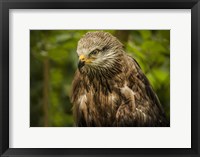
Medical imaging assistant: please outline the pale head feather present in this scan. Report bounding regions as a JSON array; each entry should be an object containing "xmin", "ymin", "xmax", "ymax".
[{"xmin": 77, "ymin": 31, "xmax": 124, "ymax": 76}]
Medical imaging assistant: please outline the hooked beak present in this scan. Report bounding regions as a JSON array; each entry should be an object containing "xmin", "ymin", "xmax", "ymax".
[
  {"xmin": 78, "ymin": 55, "xmax": 86, "ymax": 70},
  {"xmin": 78, "ymin": 60, "xmax": 85, "ymax": 70},
  {"xmin": 78, "ymin": 54, "xmax": 95, "ymax": 70}
]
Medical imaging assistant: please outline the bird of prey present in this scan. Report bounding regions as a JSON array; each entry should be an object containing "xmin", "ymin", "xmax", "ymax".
[{"xmin": 71, "ymin": 31, "xmax": 169, "ymax": 127}]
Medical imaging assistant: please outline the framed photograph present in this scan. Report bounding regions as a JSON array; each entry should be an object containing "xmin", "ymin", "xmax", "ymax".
[{"xmin": 0, "ymin": 0, "xmax": 199, "ymax": 156}]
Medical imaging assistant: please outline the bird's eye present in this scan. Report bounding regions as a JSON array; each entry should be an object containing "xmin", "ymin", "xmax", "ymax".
[{"xmin": 90, "ymin": 49, "xmax": 99, "ymax": 55}]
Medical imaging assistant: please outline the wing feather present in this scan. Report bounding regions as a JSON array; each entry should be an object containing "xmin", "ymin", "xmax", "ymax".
[{"xmin": 115, "ymin": 55, "xmax": 169, "ymax": 127}]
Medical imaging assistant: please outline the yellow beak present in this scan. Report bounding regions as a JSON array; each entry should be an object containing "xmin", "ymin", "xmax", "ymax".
[
  {"xmin": 79, "ymin": 54, "xmax": 94, "ymax": 64},
  {"xmin": 79, "ymin": 55, "xmax": 86, "ymax": 62}
]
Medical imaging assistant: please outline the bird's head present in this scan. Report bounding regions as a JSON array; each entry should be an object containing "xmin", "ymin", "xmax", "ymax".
[{"xmin": 76, "ymin": 31, "xmax": 124, "ymax": 76}]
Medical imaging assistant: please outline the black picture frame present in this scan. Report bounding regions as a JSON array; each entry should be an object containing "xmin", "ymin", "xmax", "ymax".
[{"xmin": 0, "ymin": 0, "xmax": 199, "ymax": 156}]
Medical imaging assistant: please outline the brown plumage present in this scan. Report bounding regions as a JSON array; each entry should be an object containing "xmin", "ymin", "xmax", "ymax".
[{"xmin": 70, "ymin": 31, "xmax": 169, "ymax": 127}]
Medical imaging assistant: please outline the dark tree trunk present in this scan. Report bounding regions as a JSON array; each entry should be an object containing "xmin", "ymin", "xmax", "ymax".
[
  {"xmin": 43, "ymin": 57, "xmax": 49, "ymax": 127},
  {"xmin": 114, "ymin": 30, "xmax": 130, "ymax": 46}
]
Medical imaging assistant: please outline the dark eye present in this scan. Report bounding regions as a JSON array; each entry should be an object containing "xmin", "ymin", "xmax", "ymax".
[
  {"xmin": 90, "ymin": 49, "xmax": 99, "ymax": 55},
  {"xmin": 102, "ymin": 46, "xmax": 109, "ymax": 51}
]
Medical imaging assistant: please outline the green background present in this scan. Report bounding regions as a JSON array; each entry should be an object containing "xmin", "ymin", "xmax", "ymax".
[{"xmin": 30, "ymin": 30, "xmax": 170, "ymax": 127}]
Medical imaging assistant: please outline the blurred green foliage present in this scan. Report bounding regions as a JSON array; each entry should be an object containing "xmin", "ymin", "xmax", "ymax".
[{"xmin": 30, "ymin": 30, "xmax": 170, "ymax": 127}]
